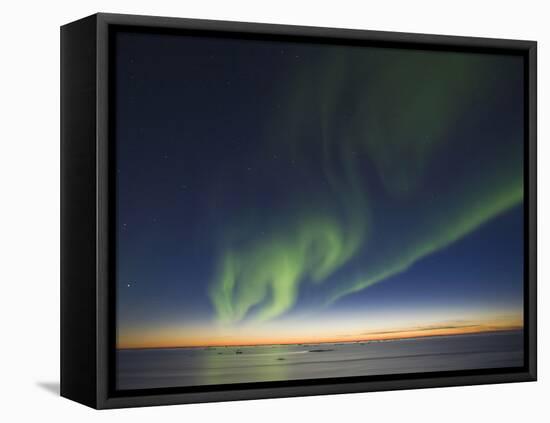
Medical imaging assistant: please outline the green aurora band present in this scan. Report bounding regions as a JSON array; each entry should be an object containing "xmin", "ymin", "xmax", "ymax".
[{"xmin": 209, "ymin": 47, "xmax": 524, "ymax": 324}]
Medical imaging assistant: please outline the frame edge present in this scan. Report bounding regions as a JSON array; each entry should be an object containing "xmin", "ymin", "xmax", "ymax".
[{"xmin": 60, "ymin": 13, "xmax": 99, "ymax": 409}]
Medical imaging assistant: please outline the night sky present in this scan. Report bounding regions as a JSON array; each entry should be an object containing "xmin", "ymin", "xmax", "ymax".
[{"xmin": 114, "ymin": 30, "xmax": 524, "ymax": 348}]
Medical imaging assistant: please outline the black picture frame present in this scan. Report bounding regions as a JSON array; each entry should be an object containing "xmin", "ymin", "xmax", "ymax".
[{"xmin": 60, "ymin": 12, "xmax": 537, "ymax": 409}]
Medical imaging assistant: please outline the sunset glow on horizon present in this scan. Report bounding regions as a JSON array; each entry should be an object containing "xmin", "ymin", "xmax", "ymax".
[{"xmin": 117, "ymin": 309, "xmax": 523, "ymax": 349}]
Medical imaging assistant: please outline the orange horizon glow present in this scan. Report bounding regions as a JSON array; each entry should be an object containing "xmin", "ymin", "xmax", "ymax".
[{"xmin": 117, "ymin": 312, "xmax": 523, "ymax": 350}]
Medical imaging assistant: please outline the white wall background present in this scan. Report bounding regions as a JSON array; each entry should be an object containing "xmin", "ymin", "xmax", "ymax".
[{"xmin": 0, "ymin": 0, "xmax": 546, "ymax": 421}]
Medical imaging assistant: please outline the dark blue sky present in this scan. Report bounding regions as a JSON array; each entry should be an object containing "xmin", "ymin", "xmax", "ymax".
[{"xmin": 114, "ymin": 30, "xmax": 524, "ymax": 346}]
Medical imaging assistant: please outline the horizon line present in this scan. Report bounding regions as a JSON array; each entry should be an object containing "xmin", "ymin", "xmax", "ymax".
[{"xmin": 117, "ymin": 325, "xmax": 523, "ymax": 351}]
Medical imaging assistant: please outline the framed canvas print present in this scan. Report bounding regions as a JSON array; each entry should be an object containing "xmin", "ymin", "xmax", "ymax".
[{"xmin": 60, "ymin": 13, "xmax": 537, "ymax": 409}]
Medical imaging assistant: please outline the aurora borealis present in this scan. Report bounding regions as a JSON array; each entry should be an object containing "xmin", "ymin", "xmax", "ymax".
[{"xmin": 115, "ymin": 31, "xmax": 524, "ymax": 349}]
